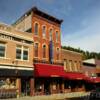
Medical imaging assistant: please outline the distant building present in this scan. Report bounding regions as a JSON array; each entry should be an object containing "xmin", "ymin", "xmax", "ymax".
[
  {"xmin": 82, "ymin": 58, "xmax": 100, "ymax": 90},
  {"xmin": 83, "ymin": 58, "xmax": 100, "ymax": 77}
]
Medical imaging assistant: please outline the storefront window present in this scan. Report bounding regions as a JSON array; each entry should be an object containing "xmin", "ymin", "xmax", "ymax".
[{"xmin": 0, "ymin": 78, "xmax": 16, "ymax": 89}]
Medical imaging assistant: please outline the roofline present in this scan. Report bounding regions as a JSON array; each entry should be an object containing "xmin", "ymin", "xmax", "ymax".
[
  {"xmin": 61, "ymin": 48, "xmax": 83, "ymax": 55},
  {"xmin": 12, "ymin": 6, "xmax": 63, "ymax": 26},
  {"xmin": 0, "ymin": 22, "xmax": 33, "ymax": 42},
  {"xmin": 83, "ymin": 62, "xmax": 96, "ymax": 66}
]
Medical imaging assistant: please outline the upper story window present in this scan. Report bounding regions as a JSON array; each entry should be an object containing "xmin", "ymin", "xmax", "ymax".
[
  {"xmin": 0, "ymin": 42, "xmax": 6, "ymax": 58},
  {"xmin": 43, "ymin": 45, "xmax": 46, "ymax": 58},
  {"xmin": 49, "ymin": 29, "xmax": 53, "ymax": 41},
  {"xmin": 34, "ymin": 23, "xmax": 39, "ymax": 35},
  {"xmin": 69, "ymin": 60, "xmax": 73, "ymax": 71},
  {"xmin": 34, "ymin": 43, "xmax": 38, "ymax": 57},
  {"xmin": 16, "ymin": 45, "xmax": 29, "ymax": 61},
  {"xmin": 56, "ymin": 31, "xmax": 59, "ymax": 42},
  {"xmin": 16, "ymin": 46, "xmax": 22, "ymax": 60},
  {"xmin": 74, "ymin": 61, "xmax": 78, "ymax": 71},
  {"xmin": 56, "ymin": 48, "xmax": 60, "ymax": 60},
  {"xmin": 23, "ymin": 47, "xmax": 29, "ymax": 60},
  {"xmin": 78, "ymin": 61, "xmax": 81, "ymax": 71},
  {"xmin": 42, "ymin": 26, "xmax": 46, "ymax": 38}
]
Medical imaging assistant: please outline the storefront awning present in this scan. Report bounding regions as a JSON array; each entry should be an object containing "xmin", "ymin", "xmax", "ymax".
[
  {"xmin": 0, "ymin": 68, "xmax": 33, "ymax": 77},
  {"xmin": 63, "ymin": 72, "xmax": 85, "ymax": 80},
  {"xmin": 85, "ymin": 77, "xmax": 100, "ymax": 83},
  {"xmin": 34, "ymin": 63, "xmax": 85, "ymax": 80},
  {"xmin": 34, "ymin": 63, "xmax": 64, "ymax": 77}
]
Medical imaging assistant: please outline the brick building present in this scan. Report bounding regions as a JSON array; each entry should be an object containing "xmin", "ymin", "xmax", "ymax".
[
  {"xmin": 61, "ymin": 49, "xmax": 82, "ymax": 72},
  {"xmin": 12, "ymin": 7, "xmax": 62, "ymax": 64},
  {"xmin": 61, "ymin": 49, "xmax": 85, "ymax": 92},
  {"xmin": 0, "ymin": 6, "xmax": 95, "ymax": 97},
  {"xmin": 12, "ymin": 7, "xmax": 87, "ymax": 95},
  {"xmin": 82, "ymin": 59, "xmax": 100, "ymax": 91},
  {"xmin": 0, "ymin": 22, "xmax": 34, "ymax": 96}
]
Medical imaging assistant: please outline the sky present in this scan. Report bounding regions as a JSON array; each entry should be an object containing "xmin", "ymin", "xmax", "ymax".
[{"xmin": 0, "ymin": 0, "xmax": 100, "ymax": 52}]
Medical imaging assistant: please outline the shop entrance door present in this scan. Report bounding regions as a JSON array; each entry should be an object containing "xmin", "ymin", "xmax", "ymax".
[
  {"xmin": 44, "ymin": 79, "xmax": 50, "ymax": 95},
  {"xmin": 21, "ymin": 78, "xmax": 30, "ymax": 96}
]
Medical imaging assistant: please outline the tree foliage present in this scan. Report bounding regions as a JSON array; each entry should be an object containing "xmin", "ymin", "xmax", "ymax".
[{"xmin": 62, "ymin": 46, "xmax": 100, "ymax": 60}]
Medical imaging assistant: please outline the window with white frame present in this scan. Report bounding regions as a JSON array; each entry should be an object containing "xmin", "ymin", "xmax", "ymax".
[
  {"xmin": 16, "ymin": 46, "xmax": 22, "ymax": 60},
  {"xmin": 23, "ymin": 47, "xmax": 29, "ymax": 60},
  {"xmin": 34, "ymin": 23, "xmax": 39, "ymax": 35},
  {"xmin": 0, "ymin": 42, "xmax": 6, "ymax": 58},
  {"xmin": 42, "ymin": 26, "xmax": 46, "ymax": 38},
  {"xmin": 56, "ymin": 31, "xmax": 59, "ymax": 42},
  {"xmin": 16, "ymin": 45, "xmax": 29, "ymax": 60}
]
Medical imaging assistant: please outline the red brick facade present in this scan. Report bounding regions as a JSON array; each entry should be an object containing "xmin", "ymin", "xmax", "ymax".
[{"xmin": 32, "ymin": 14, "xmax": 62, "ymax": 63}]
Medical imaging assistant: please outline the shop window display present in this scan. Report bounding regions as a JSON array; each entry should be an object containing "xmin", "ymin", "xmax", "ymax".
[{"xmin": 0, "ymin": 78, "xmax": 16, "ymax": 89}]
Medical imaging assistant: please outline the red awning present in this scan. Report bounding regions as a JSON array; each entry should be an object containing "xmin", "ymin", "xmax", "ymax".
[
  {"xmin": 63, "ymin": 72, "xmax": 85, "ymax": 80},
  {"xmin": 34, "ymin": 63, "xmax": 85, "ymax": 80},
  {"xmin": 34, "ymin": 63, "xmax": 64, "ymax": 77},
  {"xmin": 85, "ymin": 77, "xmax": 100, "ymax": 83}
]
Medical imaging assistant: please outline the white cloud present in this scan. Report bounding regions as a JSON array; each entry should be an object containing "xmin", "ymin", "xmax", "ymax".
[{"xmin": 62, "ymin": 12, "xmax": 100, "ymax": 52}]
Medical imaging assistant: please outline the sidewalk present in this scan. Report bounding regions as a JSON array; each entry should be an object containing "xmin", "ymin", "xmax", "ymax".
[{"xmin": 6, "ymin": 92, "xmax": 90, "ymax": 100}]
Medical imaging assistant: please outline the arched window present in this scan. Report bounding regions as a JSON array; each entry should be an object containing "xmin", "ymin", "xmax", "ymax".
[
  {"xmin": 42, "ymin": 26, "xmax": 46, "ymax": 37},
  {"xmin": 34, "ymin": 23, "xmax": 38, "ymax": 35},
  {"xmin": 56, "ymin": 31, "xmax": 58, "ymax": 42},
  {"xmin": 34, "ymin": 43, "xmax": 38, "ymax": 57},
  {"xmin": 56, "ymin": 48, "xmax": 60, "ymax": 60},
  {"xmin": 43, "ymin": 45, "xmax": 46, "ymax": 58},
  {"xmin": 49, "ymin": 29, "xmax": 53, "ymax": 40}
]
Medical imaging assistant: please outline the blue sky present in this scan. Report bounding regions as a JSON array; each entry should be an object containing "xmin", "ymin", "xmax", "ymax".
[{"xmin": 0, "ymin": 0, "xmax": 100, "ymax": 52}]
